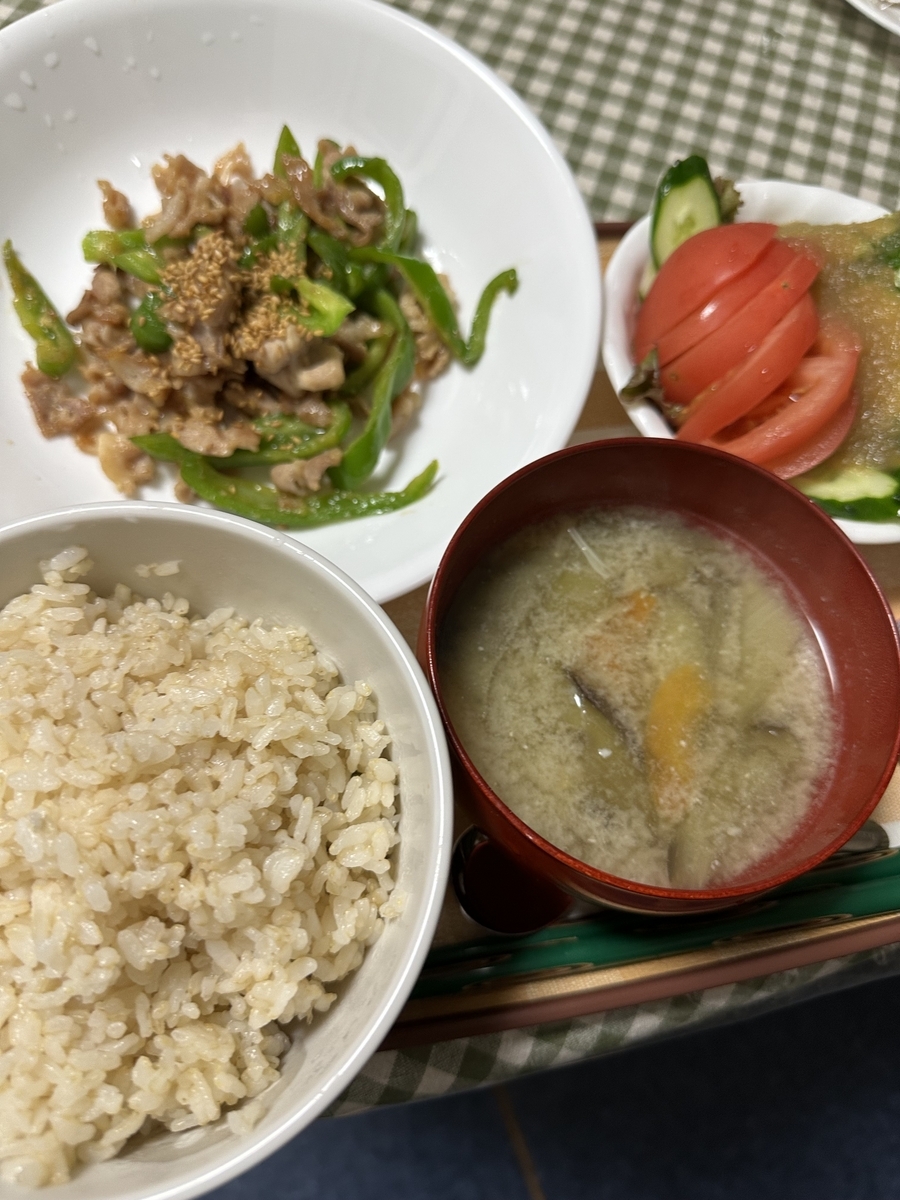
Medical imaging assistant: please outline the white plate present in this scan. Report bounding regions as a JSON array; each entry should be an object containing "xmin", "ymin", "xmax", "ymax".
[
  {"xmin": 844, "ymin": 0, "xmax": 900, "ymax": 39},
  {"xmin": 0, "ymin": 0, "xmax": 600, "ymax": 602},
  {"xmin": 601, "ymin": 180, "xmax": 898, "ymax": 545}
]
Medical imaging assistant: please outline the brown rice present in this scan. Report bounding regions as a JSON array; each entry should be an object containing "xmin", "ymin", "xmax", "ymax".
[{"xmin": 0, "ymin": 546, "xmax": 401, "ymax": 1185}]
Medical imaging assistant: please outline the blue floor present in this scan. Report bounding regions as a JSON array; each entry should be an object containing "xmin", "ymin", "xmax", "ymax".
[{"xmin": 210, "ymin": 971, "xmax": 900, "ymax": 1200}]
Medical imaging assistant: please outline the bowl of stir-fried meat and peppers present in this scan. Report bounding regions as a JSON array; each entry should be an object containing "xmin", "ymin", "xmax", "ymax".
[
  {"xmin": 0, "ymin": 0, "xmax": 600, "ymax": 604},
  {"xmin": 5, "ymin": 129, "xmax": 516, "ymax": 531}
]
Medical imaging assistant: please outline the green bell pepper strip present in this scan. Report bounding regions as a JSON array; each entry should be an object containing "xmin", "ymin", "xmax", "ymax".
[
  {"xmin": 313, "ymin": 139, "xmax": 340, "ymax": 189},
  {"xmin": 132, "ymin": 432, "xmax": 438, "ymax": 528},
  {"xmin": 153, "ymin": 233, "xmax": 192, "ymax": 252},
  {"xmin": 307, "ymin": 226, "xmax": 368, "ymax": 297},
  {"xmin": 329, "ymin": 289, "xmax": 415, "ymax": 491},
  {"xmin": 270, "ymin": 274, "xmax": 355, "ymax": 336},
  {"xmin": 349, "ymin": 246, "xmax": 518, "ymax": 366},
  {"xmin": 399, "ymin": 208, "xmax": 418, "ymax": 255},
  {"xmin": 113, "ymin": 249, "xmax": 165, "ymax": 284},
  {"xmin": 82, "ymin": 229, "xmax": 165, "ymax": 285},
  {"xmin": 240, "ymin": 204, "xmax": 309, "ymax": 269},
  {"xmin": 212, "ymin": 403, "xmax": 352, "ymax": 468},
  {"xmin": 330, "ymin": 155, "xmax": 406, "ymax": 251},
  {"xmin": 294, "ymin": 276, "xmax": 354, "ymax": 331},
  {"xmin": 307, "ymin": 227, "xmax": 391, "ymax": 299},
  {"xmin": 238, "ymin": 232, "xmax": 279, "ymax": 268},
  {"xmin": 273, "ymin": 125, "xmax": 301, "ymax": 179},
  {"xmin": 84, "ymin": 228, "xmax": 146, "ymax": 253},
  {"xmin": 243, "ymin": 203, "xmax": 270, "ymax": 238},
  {"xmin": 130, "ymin": 290, "xmax": 173, "ymax": 354},
  {"xmin": 460, "ymin": 266, "xmax": 519, "ymax": 366},
  {"xmin": 340, "ymin": 334, "xmax": 392, "ymax": 397},
  {"xmin": 3, "ymin": 241, "xmax": 77, "ymax": 378},
  {"xmin": 276, "ymin": 202, "xmax": 309, "ymax": 258}
]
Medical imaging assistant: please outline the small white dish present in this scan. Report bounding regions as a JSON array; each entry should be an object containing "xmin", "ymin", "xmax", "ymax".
[
  {"xmin": 0, "ymin": 499, "xmax": 453, "ymax": 1200},
  {"xmin": 0, "ymin": 0, "xmax": 600, "ymax": 603},
  {"xmin": 601, "ymin": 180, "xmax": 898, "ymax": 545}
]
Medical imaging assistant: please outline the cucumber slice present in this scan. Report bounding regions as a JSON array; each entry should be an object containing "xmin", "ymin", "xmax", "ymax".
[
  {"xmin": 637, "ymin": 257, "xmax": 657, "ymax": 301},
  {"xmin": 650, "ymin": 155, "xmax": 721, "ymax": 268},
  {"xmin": 797, "ymin": 465, "xmax": 900, "ymax": 523},
  {"xmin": 797, "ymin": 466, "xmax": 898, "ymax": 503}
]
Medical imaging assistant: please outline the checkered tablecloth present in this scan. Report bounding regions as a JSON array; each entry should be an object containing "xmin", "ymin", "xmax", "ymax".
[
  {"xmin": 4, "ymin": 0, "xmax": 900, "ymax": 1111},
  {"xmin": 5, "ymin": 0, "xmax": 900, "ymax": 220},
  {"xmin": 393, "ymin": 0, "xmax": 900, "ymax": 220},
  {"xmin": 328, "ymin": 943, "xmax": 900, "ymax": 1113}
]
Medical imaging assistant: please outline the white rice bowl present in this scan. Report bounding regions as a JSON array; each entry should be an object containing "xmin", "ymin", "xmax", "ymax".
[{"xmin": 0, "ymin": 502, "xmax": 451, "ymax": 1200}]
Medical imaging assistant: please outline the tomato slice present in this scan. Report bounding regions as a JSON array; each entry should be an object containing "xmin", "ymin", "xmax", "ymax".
[
  {"xmin": 710, "ymin": 352, "xmax": 857, "ymax": 464},
  {"xmin": 676, "ymin": 293, "xmax": 819, "ymax": 443},
  {"xmin": 708, "ymin": 321, "xmax": 860, "ymax": 473},
  {"xmin": 634, "ymin": 223, "xmax": 777, "ymax": 363},
  {"xmin": 660, "ymin": 248, "xmax": 819, "ymax": 407},
  {"xmin": 765, "ymin": 393, "xmax": 858, "ymax": 479},
  {"xmin": 656, "ymin": 239, "xmax": 799, "ymax": 366}
]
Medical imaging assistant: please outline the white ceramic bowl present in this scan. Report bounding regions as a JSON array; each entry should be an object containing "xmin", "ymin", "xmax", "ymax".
[
  {"xmin": 0, "ymin": 0, "xmax": 600, "ymax": 603},
  {"xmin": 0, "ymin": 500, "xmax": 453, "ymax": 1200},
  {"xmin": 601, "ymin": 180, "xmax": 899, "ymax": 545}
]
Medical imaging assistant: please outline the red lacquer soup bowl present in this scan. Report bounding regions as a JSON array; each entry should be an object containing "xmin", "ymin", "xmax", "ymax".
[{"xmin": 419, "ymin": 439, "xmax": 900, "ymax": 915}]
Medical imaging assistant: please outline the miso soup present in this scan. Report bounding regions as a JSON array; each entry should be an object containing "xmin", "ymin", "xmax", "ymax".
[{"xmin": 439, "ymin": 508, "xmax": 835, "ymax": 889}]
